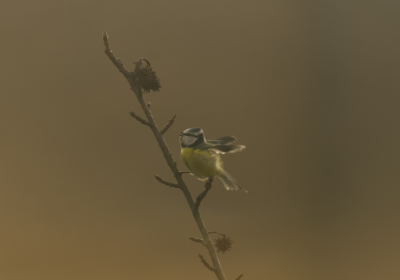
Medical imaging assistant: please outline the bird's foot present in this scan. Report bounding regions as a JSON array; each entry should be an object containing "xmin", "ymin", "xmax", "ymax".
[{"xmin": 177, "ymin": 171, "xmax": 192, "ymax": 176}]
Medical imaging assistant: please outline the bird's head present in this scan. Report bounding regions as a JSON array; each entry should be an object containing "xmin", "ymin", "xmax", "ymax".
[{"xmin": 179, "ymin": 127, "xmax": 205, "ymax": 148}]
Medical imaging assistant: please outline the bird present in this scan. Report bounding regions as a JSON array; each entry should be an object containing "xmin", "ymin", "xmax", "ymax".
[{"xmin": 179, "ymin": 127, "xmax": 247, "ymax": 192}]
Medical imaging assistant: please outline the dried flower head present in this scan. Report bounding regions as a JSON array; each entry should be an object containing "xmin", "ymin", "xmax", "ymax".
[
  {"xmin": 131, "ymin": 58, "xmax": 161, "ymax": 93},
  {"xmin": 213, "ymin": 234, "xmax": 233, "ymax": 254}
]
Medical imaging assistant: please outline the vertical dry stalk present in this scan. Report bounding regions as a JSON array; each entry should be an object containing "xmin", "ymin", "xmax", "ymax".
[{"xmin": 102, "ymin": 32, "xmax": 229, "ymax": 280}]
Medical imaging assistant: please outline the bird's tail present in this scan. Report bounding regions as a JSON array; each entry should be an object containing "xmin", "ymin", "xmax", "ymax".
[{"xmin": 218, "ymin": 170, "xmax": 248, "ymax": 193}]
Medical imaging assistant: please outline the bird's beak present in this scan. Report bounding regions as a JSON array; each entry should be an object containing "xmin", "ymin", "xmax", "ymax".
[{"xmin": 179, "ymin": 132, "xmax": 183, "ymax": 136}]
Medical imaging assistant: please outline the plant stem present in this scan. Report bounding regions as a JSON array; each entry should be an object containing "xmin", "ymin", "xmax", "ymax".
[
  {"xmin": 103, "ymin": 33, "xmax": 226, "ymax": 280},
  {"xmin": 134, "ymin": 88, "xmax": 226, "ymax": 280}
]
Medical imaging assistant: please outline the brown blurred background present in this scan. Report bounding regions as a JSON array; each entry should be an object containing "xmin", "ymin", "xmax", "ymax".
[{"xmin": 1, "ymin": 1, "xmax": 400, "ymax": 279}]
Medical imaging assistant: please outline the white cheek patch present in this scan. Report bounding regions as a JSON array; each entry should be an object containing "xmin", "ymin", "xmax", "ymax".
[{"xmin": 181, "ymin": 135, "xmax": 197, "ymax": 146}]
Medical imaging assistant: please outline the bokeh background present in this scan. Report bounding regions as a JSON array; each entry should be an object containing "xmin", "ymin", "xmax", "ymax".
[{"xmin": 1, "ymin": 1, "xmax": 400, "ymax": 279}]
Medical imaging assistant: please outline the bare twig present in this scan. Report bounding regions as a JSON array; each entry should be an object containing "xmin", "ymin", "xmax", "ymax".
[
  {"xmin": 189, "ymin": 236, "xmax": 205, "ymax": 246},
  {"xmin": 195, "ymin": 177, "xmax": 214, "ymax": 211},
  {"xmin": 102, "ymin": 32, "xmax": 131, "ymax": 80},
  {"xmin": 160, "ymin": 115, "xmax": 176, "ymax": 135},
  {"xmin": 154, "ymin": 175, "xmax": 179, "ymax": 188},
  {"xmin": 104, "ymin": 34, "xmax": 227, "ymax": 280},
  {"xmin": 129, "ymin": 111, "xmax": 150, "ymax": 126},
  {"xmin": 199, "ymin": 254, "xmax": 216, "ymax": 272},
  {"xmin": 209, "ymin": 231, "xmax": 225, "ymax": 236},
  {"xmin": 234, "ymin": 273, "xmax": 244, "ymax": 280},
  {"xmin": 102, "ymin": 32, "xmax": 110, "ymax": 51},
  {"xmin": 147, "ymin": 102, "xmax": 151, "ymax": 109}
]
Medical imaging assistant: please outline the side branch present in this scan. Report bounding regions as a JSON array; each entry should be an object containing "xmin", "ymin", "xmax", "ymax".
[
  {"xmin": 160, "ymin": 115, "xmax": 176, "ymax": 135},
  {"xmin": 195, "ymin": 177, "xmax": 214, "ymax": 211},
  {"xmin": 189, "ymin": 236, "xmax": 205, "ymax": 246},
  {"xmin": 234, "ymin": 273, "xmax": 244, "ymax": 280},
  {"xmin": 199, "ymin": 254, "xmax": 216, "ymax": 272},
  {"xmin": 154, "ymin": 175, "xmax": 179, "ymax": 188},
  {"xmin": 129, "ymin": 111, "xmax": 150, "ymax": 126}
]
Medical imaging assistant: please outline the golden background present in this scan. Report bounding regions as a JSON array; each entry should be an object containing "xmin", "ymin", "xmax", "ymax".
[{"xmin": 1, "ymin": 1, "xmax": 399, "ymax": 279}]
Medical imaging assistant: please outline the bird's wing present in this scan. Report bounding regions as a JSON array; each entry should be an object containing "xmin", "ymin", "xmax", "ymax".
[
  {"xmin": 207, "ymin": 136, "xmax": 237, "ymax": 145},
  {"xmin": 201, "ymin": 144, "xmax": 246, "ymax": 154}
]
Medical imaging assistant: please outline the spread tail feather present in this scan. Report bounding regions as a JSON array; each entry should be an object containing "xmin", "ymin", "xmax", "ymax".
[{"xmin": 218, "ymin": 171, "xmax": 248, "ymax": 193}]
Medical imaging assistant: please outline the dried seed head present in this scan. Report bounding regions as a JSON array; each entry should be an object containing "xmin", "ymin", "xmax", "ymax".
[
  {"xmin": 131, "ymin": 58, "xmax": 161, "ymax": 93},
  {"xmin": 214, "ymin": 234, "xmax": 233, "ymax": 254}
]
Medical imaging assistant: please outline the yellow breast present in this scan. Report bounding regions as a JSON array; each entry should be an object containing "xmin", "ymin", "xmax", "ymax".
[{"xmin": 181, "ymin": 147, "xmax": 222, "ymax": 179}]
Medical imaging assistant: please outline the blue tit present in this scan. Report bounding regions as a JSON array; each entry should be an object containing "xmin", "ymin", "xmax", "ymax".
[{"xmin": 179, "ymin": 127, "xmax": 247, "ymax": 192}]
